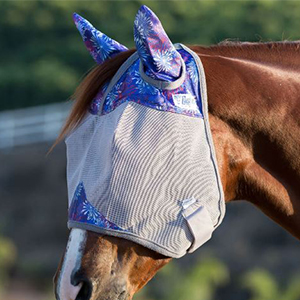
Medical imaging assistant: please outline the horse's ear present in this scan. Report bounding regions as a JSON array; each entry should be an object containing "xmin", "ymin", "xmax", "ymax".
[
  {"xmin": 134, "ymin": 5, "xmax": 182, "ymax": 81},
  {"xmin": 73, "ymin": 13, "xmax": 128, "ymax": 64}
]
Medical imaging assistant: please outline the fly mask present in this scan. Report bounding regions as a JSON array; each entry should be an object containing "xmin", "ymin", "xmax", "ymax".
[{"xmin": 66, "ymin": 5, "xmax": 225, "ymax": 258}]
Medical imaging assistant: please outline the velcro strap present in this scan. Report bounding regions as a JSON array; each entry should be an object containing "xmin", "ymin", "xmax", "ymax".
[{"xmin": 182, "ymin": 203, "xmax": 214, "ymax": 253}]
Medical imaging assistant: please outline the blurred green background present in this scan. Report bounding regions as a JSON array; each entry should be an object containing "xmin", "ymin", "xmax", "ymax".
[
  {"xmin": 2, "ymin": 0, "xmax": 300, "ymax": 112},
  {"xmin": 1, "ymin": 1, "xmax": 300, "ymax": 300}
]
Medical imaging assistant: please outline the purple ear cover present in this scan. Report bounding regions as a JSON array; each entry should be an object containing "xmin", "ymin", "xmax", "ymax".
[
  {"xmin": 134, "ymin": 5, "xmax": 182, "ymax": 81},
  {"xmin": 73, "ymin": 13, "xmax": 128, "ymax": 64}
]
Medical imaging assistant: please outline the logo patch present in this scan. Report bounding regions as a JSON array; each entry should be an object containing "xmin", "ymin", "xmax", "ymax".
[{"xmin": 172, "ymin": 94, "xmax": 198, "ymax": 111}]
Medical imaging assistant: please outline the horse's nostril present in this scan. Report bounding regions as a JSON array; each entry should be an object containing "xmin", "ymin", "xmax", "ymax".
[
  {"xmin": 75, "ymin": 279, "xmax": 92, "ymax": 300},
  {"xmin": 71, "ymin": 270, "xmax": 93, "ymax": 300}
]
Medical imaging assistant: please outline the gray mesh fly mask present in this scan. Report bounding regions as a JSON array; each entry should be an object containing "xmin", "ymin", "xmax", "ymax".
[{"xmin": 66, "ymin": 6, "xmax": 225, "ymax": 258}]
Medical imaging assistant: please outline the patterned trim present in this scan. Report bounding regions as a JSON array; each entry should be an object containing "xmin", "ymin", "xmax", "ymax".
[
  {"xmin": 69, "ymin": 182, "xmax": 126, "ymax": 232},
  {"xmin": 89, "ymin": 46, "xmax": 203, "ymax": 118}
]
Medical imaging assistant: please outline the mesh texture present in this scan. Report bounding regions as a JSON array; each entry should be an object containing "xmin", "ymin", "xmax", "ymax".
[{"xmin": 66, "ymin": 101, "xmax": 223, "ymax": 257}]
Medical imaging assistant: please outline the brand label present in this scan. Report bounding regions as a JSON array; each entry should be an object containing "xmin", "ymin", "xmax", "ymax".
[{"xmin": 172, "ymin": 94, "xmax": 198, "ymax": 111}]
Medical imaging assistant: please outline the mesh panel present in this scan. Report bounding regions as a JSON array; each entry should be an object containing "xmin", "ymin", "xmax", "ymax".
[{"xmin": 66, "ymin": 101, "xmax": 223, "ymax": 255}]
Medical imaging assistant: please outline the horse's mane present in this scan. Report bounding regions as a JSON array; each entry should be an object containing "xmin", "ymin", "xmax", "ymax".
[
  {"xmin": 53, "ymin": 49, "xmax": 136, "ymax": 147},
  {"xmin": 54, "ymin": 41, "xmax": 300, "ymax": 148}
]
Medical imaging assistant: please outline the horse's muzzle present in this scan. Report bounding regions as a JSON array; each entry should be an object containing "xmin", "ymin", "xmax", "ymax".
[
  {"xmin": 70, "ymin": 270, "xmax": 128, "ymax": 300},
  {"xmin": 54, "ymin": 229, "xmax": 171, "ymax": 300}
]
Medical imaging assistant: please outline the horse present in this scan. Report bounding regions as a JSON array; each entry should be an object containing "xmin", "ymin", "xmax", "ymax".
[{"xmin": 53, "ymin": 6, "xmax": 300, "ymax": 300}]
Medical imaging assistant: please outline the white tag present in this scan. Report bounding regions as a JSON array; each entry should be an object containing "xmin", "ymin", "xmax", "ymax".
[
  {"xmin": 172, "ymin": 94, "xmax": 198, "ymax": 110},
  {"xmin": 182, "ymin": 197, "xmax": 196, "ymax": 210}
]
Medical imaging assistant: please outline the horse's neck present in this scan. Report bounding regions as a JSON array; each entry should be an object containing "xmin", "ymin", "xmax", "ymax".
[{"xmin": 197, "ymin": 43, "xmax": 300, "ymax": 239}]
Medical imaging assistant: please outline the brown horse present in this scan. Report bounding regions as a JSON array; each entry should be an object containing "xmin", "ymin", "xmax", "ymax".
[{"xmin": 53, "ymin": 40, "xmax": 300, "ymax": 300}]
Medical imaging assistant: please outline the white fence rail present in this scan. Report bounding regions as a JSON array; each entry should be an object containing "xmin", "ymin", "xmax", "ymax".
[{"xmin": 0, "ymin": 102, "xmax": 71, "ymax": 149}]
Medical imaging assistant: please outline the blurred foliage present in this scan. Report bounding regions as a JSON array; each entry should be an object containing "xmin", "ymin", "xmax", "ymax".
[
  {"xmin": 1, "ymin": 0, "xmax": 300, "ymax": 111},
  {"xmin": 134, "ymin": 257, "xmax": 229, "ymax": 300},
  {"xmin": 242, "ymin": 269, "xmax": 300, "ymax": 300},
  {"xmin": 0, "ymin": 235, "xmax": 17, "ymax": 293},
  {"xmin": 132, "ymin": 259, "xmax": 300, "ymax": 300}
]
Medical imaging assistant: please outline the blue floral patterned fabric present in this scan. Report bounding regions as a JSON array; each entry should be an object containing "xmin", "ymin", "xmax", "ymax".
[
  {"xmin": 69, "ymin": 182, "xmax": 126, "ymax": 232},
  {"xmin": 74, "ymin": 6, "xmax": 203, "ymax": 119},
  {"xmin": 134, "ymin": 5, "xmax": 181, "ymax": 81},
  {"xmin": 89, "ymin": 47, "xmax": 203, "ymax": 118},
  {"xmin": 73, "ymin": 13, "xmax": 128, "ymax": 64}
]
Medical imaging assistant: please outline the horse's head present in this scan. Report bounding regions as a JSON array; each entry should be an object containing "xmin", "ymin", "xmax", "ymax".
[
  {"xmin": 54, "ymin": 228, "xmax": 171, "ymax": 300},
  {"xmin": 54, "ymin": 6, "xmax": 225, "ymax": 300}
]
